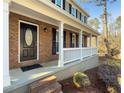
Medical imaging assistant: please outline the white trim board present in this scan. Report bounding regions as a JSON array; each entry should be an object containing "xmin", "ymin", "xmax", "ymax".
[{"xmin": 18, "ymin": 20, "xmax": 39, "ymax": 63}]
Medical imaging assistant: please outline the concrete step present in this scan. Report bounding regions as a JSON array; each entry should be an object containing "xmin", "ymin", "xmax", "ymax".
[
  {"xmin": 29, "ymin": 76, "xmax": 62, "ymax": 93},
  {"xmin": 38, "ymin": 82, "xmax": 61, "ymax": 93}
]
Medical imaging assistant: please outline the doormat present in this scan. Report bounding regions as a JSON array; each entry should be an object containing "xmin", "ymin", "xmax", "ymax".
[{"xmin": 21, "ymin": 64, "xmax": 43, "ymax": 72}]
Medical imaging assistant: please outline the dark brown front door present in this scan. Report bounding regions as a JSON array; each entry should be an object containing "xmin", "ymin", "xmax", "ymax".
[{"xmin": 20, "ymin": 22, "xmax": 37, "ymax": 61}]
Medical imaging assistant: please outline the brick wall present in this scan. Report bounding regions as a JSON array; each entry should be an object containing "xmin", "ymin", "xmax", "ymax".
[
  {"xmin": 9, "ymin": 12, "xmax": 76, "ymax": 69},
  {"xmin": 9, "ymin": 12, "xmax": 75, "ymax": 69},
  {"xmin": 9, "ymin": 12, "xmax": 59, "ymax": 69}
]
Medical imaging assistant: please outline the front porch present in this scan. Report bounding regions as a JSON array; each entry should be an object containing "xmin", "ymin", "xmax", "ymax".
[
  {"xmin": 4, "ymin": 55, "xmax": 99, "ymax": 93},
  {"xmin": 3, "ymin": 0, "xmax": 100, "ymax": 92}
]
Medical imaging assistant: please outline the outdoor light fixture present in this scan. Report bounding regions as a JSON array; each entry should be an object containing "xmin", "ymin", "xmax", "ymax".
[{"xmin": 44, "ymin": 27, "xmax": 48, "ymax": 32}]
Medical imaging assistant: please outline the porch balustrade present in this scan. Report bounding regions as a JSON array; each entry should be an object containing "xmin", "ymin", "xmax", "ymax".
[{"xmin": 63, "ymin": 47, "xmax": 97, "ymax": 65}]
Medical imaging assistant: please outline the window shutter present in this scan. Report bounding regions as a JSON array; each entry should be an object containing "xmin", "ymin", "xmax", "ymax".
[
  {"xmin": 52, "ymin": 28, "xmax": 56, "ymax": 55},
  {"xmin": 69, "ymin": 3, "xmax": 72, "ymax": 14},
  {"xmin": 63, "ymin": 0, "xmax": 65, "ymax": 10},
  {"xmin": 76, "ymin": 9, "xmax": 78, "ymax": 18},
  {"xmin": 63, "ymin": 31, "xmax": 66, "ymax": 48},
  {"xmin": 52, "ymin": 0, "xmax": 55, "ymax": 4},
  {"xmin": 70, "ymin": 33, "xmax": 72, "ymax": 47},
  {"xmin": 80, "ymin": 12, "xmax": 82, "ymax": 21},
  {"xmin": 76, "ymin": 34, "xmax": 79, "ymax": 47},
  {"xmin": 84, "ymin": 36, "xmax": 87, "ymax": 47}
]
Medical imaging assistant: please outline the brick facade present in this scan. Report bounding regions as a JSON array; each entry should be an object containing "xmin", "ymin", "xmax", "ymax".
[
  {"xmin": 9, "ymin": 12, "xmax": 58, "ymax": 69},
  {"xmin": 9, "ymin": 12, "xmax": 78, "ymax": 69}
]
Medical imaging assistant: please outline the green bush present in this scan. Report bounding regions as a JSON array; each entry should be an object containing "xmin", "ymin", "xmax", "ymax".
[
  {"xmin": 106, "ymin": 59, "xmax": 121, "ymax": 69},
  {"xmin": 73, "ymin": 72, "xmax": 91, "ymax": 88}
]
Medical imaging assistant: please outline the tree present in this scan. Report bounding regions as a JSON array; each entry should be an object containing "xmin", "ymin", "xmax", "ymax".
[
  {"xmin": 79, "ymin": 0, "xmax": 117, "ymax": 57},
  {"xmin": 88, "ymin": 18, "xmax": 100, "ymax": 30},
  {"xmin": 115, "ymin": 16, "xmax": 121, "ymax": 32}
]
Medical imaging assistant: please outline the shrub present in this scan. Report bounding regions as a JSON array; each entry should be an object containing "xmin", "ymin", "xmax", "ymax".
[
  {"xmin": 106, "ymin": 59, "xmax": 121, "ymax": 69},
  {"xmin": 107, "ymin": 86, "xmax": 118, "ymax": 93},
  {"xmin": 97, "ymin": 64, "xmax": 120, "ymax": 93},
  {"xmin": 73, "ymin": 72, "xmax": 91, "ymax": 88}
]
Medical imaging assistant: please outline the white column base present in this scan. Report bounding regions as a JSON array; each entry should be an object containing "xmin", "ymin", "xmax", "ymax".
[{"xmin": 3, "ymin": 75, "xmax": 11, "ymax": 87}]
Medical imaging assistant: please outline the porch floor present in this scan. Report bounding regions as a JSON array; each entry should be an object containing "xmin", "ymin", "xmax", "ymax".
[
  {"xmin": 5, "ymin": 60, "xmax": 59, "ymax": 92},
  {"xmin": 4, "ymin": 55, "xmax": 99, "ymax": 93}
]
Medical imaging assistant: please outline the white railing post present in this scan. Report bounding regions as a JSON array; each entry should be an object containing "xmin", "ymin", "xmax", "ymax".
[
  {"xmin": 58, "ymin": 21, "xmax": 64, "ymax": 67},
  {"xmin": 79, "ymin": 30, "xmax": 83, "ymax": 60},
  {"xmin": 90, "ymin": 33, "xmax": 92, "ymax": 56},
  {"xmin": 3, "ymin": 1, "xmax": 11, "ymax": 87}
]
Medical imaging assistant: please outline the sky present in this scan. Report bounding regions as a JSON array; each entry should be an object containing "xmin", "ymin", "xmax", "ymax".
[{"xmin": 76, "ymin": 0, "xmax": 121, "ymax": 32}]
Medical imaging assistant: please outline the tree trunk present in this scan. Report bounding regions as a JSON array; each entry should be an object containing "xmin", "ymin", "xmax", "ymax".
[
  {"xmin": 103, "ymin": 0, "xmax": 111, "ymax": 57},
  {"xmin": 103, "ymin": 0, "xmax": 108, "ymax": 40}
]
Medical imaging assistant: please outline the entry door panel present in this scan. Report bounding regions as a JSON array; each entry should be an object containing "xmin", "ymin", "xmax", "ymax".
[{"xmin": 20, "ymin": 22, "xmax": 37, "ymax": 61}]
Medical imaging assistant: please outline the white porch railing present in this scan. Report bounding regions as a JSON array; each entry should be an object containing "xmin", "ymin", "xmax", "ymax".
[
  {"xmin": 92, "ymin": 48, "xmax": 98, "ymax": 55},
  {"xmin": 63, "ymin": 48, "xmax": 81, "ymax": 64},
  {"xmin": 63, "ymin": 47, "xmax": 97, "ymax": 64}
]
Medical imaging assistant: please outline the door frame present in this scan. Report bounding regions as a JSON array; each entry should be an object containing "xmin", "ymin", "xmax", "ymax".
[{"xmin": 18, "ymin": 20, "xmax": 39, "ymax": 63}]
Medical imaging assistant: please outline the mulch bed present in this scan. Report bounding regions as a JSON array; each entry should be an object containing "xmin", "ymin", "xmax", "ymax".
[{"xmin": 59, "ymin": 67, "xmax": 108, "ymax": 93}]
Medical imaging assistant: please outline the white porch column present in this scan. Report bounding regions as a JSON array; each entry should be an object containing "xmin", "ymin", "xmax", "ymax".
[
  {"xmin": 79, "ymin": 30, "xmax": 83, "ymax": 60},
  {"xmin": 3, "ymin": 1, "xmax": 11, "ymax": 87},
  {"xmin": 58, "ymin": 21, "xmax": 64, "ymax": 67}
]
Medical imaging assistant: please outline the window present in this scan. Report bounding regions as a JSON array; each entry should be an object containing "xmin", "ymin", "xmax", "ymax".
[
  {"xmin": 84, "ymin": 16, "xmax": 87, "ymax": 24},
  {"xmin": 56, "ymin": 31, "xmax": 59, "ymax": 53},
  {"xmin": 71, "ymin": 7, "xmax": 76, "ymax": 17},
  {"xmin": 70, "ymin": 33, "xmax": 76, "ymax": 47},
  {"xmin": 81, "ymin": 15, "xmax": 84, "ymax": 22},
  {"xmin": 63, "ymin": 31, "xmax": 66, "ymax": 48},
  {"xmin": 52, "ymin": 28, "xmax": 59, "ymax": 54},
  {"xmin": 72, "ymin": 33, "xmax": 76, "ymax": 47},
  {"xmin": 82, "ymin": 35, "xmax": 87, "ymax": 47},
  {"xmin": 65, "ymin": 1, "xmax": 69, "ymax": 12},
  {"xmin": 56, "ymin": 0, "xmax": 62, "ymax": 7}
]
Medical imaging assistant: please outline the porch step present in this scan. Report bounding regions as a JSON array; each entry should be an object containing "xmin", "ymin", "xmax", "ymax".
[{"xmin": 29, "ymin": 76, "xmax": 62, "ymax": 93}]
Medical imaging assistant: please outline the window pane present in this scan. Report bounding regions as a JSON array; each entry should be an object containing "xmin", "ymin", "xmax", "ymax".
[
  {"xmin": 84, "ymin": 16, "xmax": 87, "ymax": 24},
  {"xmin": 81, "ymin": 15, "xmax": 84, "ymax": 22},
  {"xmin": 72, "ymin": 33, "xmax": 76, "ymax": 47},
  {"xmin": 71, "ymin": 7, "xmax": 76, "ymax": 17},
  {"xmin": 56, "ymin": 0, "xmax": 61, "ymax": 7}
]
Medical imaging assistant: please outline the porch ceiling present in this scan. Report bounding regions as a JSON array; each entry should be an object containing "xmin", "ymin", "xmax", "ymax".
[{"xmin": 64, "ymin": 24, "xmax": 80, "ymax": 33}]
